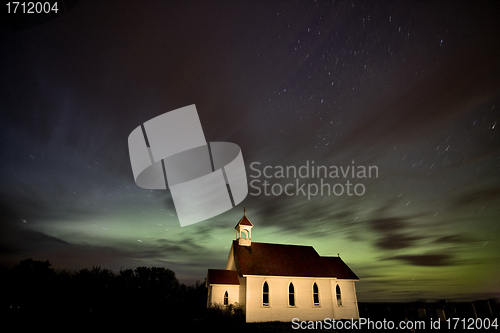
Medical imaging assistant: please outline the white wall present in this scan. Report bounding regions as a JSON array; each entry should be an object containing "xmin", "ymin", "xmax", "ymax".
[
  {"xmin": 225, "ymin": 246, "xmax": 236, "ymax": 270},
  {"xmin": 208, "ymin": 284, "xmax": 240, "ymax": 307},
  {"xmin": 244, "ymin": 275, "xmax": 358, "ymax": 323},
  {"xmin": 332, "ymin": 280, "xmax": 360, "ymax": 320},
  {"xmin": 238, "ymin": 276, "xmax": 247, "ymax": 310}
]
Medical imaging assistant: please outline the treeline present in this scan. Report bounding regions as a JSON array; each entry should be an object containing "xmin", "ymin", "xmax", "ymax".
[{"xmin": 0, "ymin": 259, "xmax": 208, "ymax": 327}]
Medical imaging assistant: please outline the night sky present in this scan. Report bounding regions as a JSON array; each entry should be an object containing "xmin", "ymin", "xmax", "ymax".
[{"xmin": 1, "ymin": 0, "xmax": 499, "ymax": 302}]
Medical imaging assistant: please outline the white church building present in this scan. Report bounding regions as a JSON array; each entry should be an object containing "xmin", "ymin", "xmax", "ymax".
[{"xmin": 206, "ymin": 210, "xmax": 360, "ymax": 323}]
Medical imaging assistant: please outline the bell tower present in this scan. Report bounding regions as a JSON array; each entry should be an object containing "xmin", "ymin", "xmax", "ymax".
[{"xmin": 235, "ymin": 207, "xmax": 253, "ymax": 246}]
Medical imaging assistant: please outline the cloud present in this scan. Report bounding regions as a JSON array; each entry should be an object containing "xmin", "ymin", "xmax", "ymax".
[
  {"xmin": 365, "ymin": 214, "xmax": 424, "ymax": 250},
  {"xmin": 375, "ymin": 233, "xmax": 423, "ymax": 250},
  {"xmin": 452, "ymin": 187, "xmax": 500, "ymax": 207},
  {"xmin": 387, "ymin": 254, "xmax": 455, "ymax": 267},
  {"xmin": 155, "ymin": 237, "xmax": 204, "ymax": 254},
  {"xmin": 432, "ymin": 234, "xmax": 475, "ymax": 245},
  {"xmin": 369, "ymin": 217, "xmax": 408, "ymax": 233},
  {"xmin": 0, "ymin": 224, "xmax": 128, "ymax": 272}
]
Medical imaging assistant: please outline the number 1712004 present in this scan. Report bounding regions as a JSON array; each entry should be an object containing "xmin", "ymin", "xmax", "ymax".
[
  {"xmin": 6, "ymin": 2, "xmax": 59, "ymax": 14},
  {"xmin": 446, "ymin": 318, "xmax": 498, "ymax": 330}
]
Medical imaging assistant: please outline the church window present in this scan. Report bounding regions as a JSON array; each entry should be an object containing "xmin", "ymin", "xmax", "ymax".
[
  {"xmin": 313, "ymin": 282, "xmax": 320, "ymax": 306},
  {"xmin": 223, "ymin": 291, "xmax": 228, "ymax": 305},
  {"xmin": 336, "ymin": 285, "xmax": 342, "ymax": 306},
  {"xmin": 263, "ymin": 281, "xmax": 269, "ymax": 306},
  {"xmin": 289, "ymin": 282, "xmax": 296, "ymax": 306}
]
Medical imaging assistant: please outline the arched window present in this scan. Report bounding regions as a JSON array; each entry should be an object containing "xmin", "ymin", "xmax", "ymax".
[
  {"xmin": 288, "ymin": 282, "xmax": 295, "ymax": 306},
  {"xmin": 336, "ymin": 284, "xmax": 342, "ymax": 306},
  {"xmin": 313, "ymin": 282, "xmax": 320, "ymax": 306},
  {"xmin": 263, "ymin": 281, "xmax": 269, "ymax": 306},
  {"xmin": 223, "ymin": 291, "xmax": 228, "ymax": 305}
]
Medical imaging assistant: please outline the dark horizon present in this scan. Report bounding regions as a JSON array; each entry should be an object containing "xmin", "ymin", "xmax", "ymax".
[{"xmin": 2, "ymin": 258, "xmax": 499, "ymax": 306}]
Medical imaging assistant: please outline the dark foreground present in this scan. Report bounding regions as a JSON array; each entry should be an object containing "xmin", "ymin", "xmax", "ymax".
[{"xmin": 2, "ymin": 300, "xmax": 498, "ymax": 332}]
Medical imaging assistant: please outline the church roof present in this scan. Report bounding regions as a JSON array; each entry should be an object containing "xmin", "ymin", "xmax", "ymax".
[
  {"xmin": 206, "ymin": 269, "xmax": 240, "ymax": 285},
  {"xmin": 231, "ymin": 241, "xmax": 359, "ymax": 280},
  {"xmin": 320, "ymin": 257, "xmax": 360, "ymax": 280},
  {"xmin": 234, "ymin": 215, "xmax": 253, "ymax": 228}
]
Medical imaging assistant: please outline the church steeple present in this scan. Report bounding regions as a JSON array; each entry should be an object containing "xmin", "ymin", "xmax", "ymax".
[{"xmin": 235, "ymin": 207, "xmax": 253, "ymax": 246}]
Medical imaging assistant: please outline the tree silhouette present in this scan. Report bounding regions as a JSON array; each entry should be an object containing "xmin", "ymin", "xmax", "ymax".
[
  {"xmin": 0, "ymin": 259, "xmax": 208, "ymax": 327},
  {"xmin": 73, "ymin": 266, "xmax": 117, "ymax": 317},
  {"xmin": 11, "ymin": 259, "xmax": 56, "ymax": 311}
]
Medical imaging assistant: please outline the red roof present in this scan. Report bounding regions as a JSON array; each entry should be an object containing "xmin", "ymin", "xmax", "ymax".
[
  {"xmin": 231, "ymin": 241, "xmax": 358, "ymax": 279},
  {"xmin": 235, "ymin": 215, "xmax": 253, "ymax": 228},
  {"xmin": 320, "ymin": 257, "xmax": 360, "ymax": 279},
  {"xmin": 206, "ymin": 269, "xmax": 240, "ymax": 285}
]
